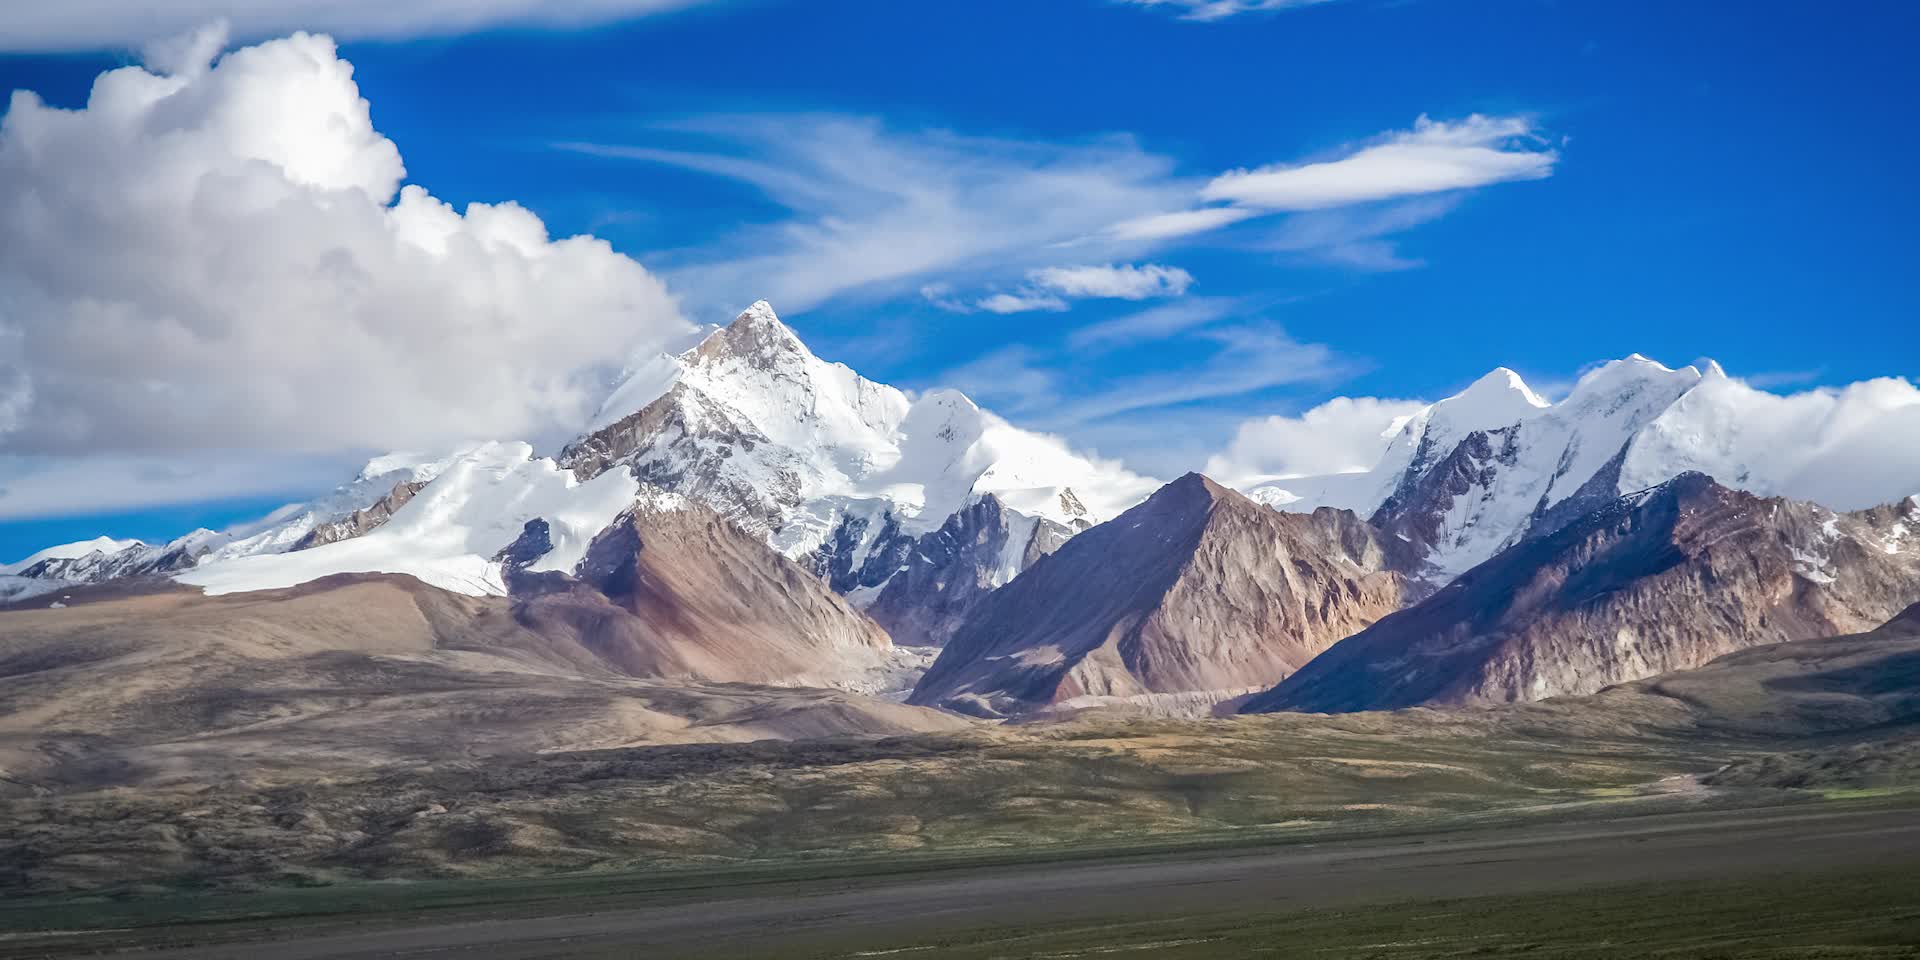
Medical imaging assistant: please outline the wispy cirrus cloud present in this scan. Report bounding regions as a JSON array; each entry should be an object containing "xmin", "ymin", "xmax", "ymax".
[
  {"xmin": 565, "ymin": 111, "xmax": 1561, "ymax": 318},
  {"xmin": 1104, "ymin": 206, "xmax": 1258, "ymax": 242},
  {"xmin": 1261, "ymin": 194, "xmax": 1463, "ymax": 270},
  {"xmin": 1106, "ymin": 114, "xmax": 1560, "ymax": 269},
  {"xmin": 939, "ymin": 315, "xmax": 1348, "ymax": 430},
  {"xmin": 1030, "ymin": 263, "xmax": 1193, "ymax": 300},
  {"xmin": 1066, "ymin": 298, "xmax": 1238, "ymax": 350},
  {"xmin": 976, "ymin": 292, "xmax": 1070, "ymax": 314},
  {"xmin": 1059, "ymin": 323, "xmax": 1348, "ymax": 424},
  {"xmin": 1205, "ymin": 114, "xmax": 1558, "ymax": 211},
  {"xmin": 1114, "ymin": 0, "xmax": 1339, "ymax": 22},
  {"xmin": 0, "ymin": 0, "xmax": 724, "ymax": 51},
  {"xmin": 560, "ymin": 117, "xmax": 1196, "ymax": 313},
  {"xmin": 931, "ymin": 263, "xmax": 1196, "ymax": 315}
]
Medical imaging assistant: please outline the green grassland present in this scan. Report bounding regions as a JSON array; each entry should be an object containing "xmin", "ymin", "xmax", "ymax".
[{"xmin": 697, "ymin": 864, "xmax": 1920, "ymax": 960}]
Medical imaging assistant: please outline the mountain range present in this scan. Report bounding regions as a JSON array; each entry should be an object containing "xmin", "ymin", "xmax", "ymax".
[{"xmin": 4, "ymin": 301, "xmax": 1918, "ymax": 725}]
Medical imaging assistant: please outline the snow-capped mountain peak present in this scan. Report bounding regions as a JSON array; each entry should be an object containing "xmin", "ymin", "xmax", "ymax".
[
  {"xmin": 562, "ymin": 301, "xmax": 1154, "ymax": 563},
  {"xmin": 0, "ymin": 536, "xmax": 143, "ymax": 576},
  {"xmin": 687, "ymin": 299, "xmax": 809, "ymax": 366},
  {"xmin": 1397, "ymin": 365, "xmax": 1554, "ymax": 466},
  {"xmin": 1558, "ymin": 354, "xmax": 1701, "ymax": 422},
  {"xmin": 1, "ymin": 528, "xmax": 228, "ymax": 586},
  {"xmin": 1242, "ymin": 351, "xmax": 1919, "ymax": 591},
  {"xmin": 1450, "ymin": 366, "xmax": 1550, "ymax": 418},
  {"xmin": 1250, "ymin": 354, "xmax": 1711, "ymax": 586},
  {"xmin": 180, "ymin": 441, "xmax": 638, "ymax": 597}
]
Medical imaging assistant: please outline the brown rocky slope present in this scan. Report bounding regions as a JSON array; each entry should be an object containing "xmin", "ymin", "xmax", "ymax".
[
  {"xmin": 1244, "ymin": 473, "xmax": 1920, "ymax": 714},
  {"xmin": 501, "ymin": 497, "xmax": 905, "ymax": 691},
  {"xmin": 909, "ymin": 473, "xmax": 1405, "ymax": 717}
]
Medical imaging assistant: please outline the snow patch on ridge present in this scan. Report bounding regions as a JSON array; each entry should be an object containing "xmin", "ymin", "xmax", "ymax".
[
  {"xmin": 0, "ymin": 537, "xmax": 143, "ymax": 575},
  {"xmin": 1241, "ymin": 355, "xmax": 1706, "ymax": 584},
  {"xmin": 205, "ymin": 452, "xmax": 458, "ymax": 562},
  {"xmin": 1247, "ymin": 363, "xmax": 1555, "ymax": 514},
  {"xmin": 584, "ymin": 301, "xmax": 1157, "ymax": 565},
  {"xmin": 180, "ymin": 442, "xmax": 639, "ymax": 597}
]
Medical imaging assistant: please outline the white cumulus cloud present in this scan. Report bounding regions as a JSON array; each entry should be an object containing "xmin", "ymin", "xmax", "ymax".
[
  {"xmin": 1623, "ymin": 371, "xmax": 1920, "ymax": 511},
  {"xmin": 1204, "ymin": 395, "xmax": 1427, "ymax": 487},
  {"xmin": 0, "ymin": 29, "xmax": 689, "ymax": 468}
]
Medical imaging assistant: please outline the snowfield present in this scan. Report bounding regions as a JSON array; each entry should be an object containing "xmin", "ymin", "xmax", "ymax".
[{"xmin": 179, "ymin": 442, "xmax": 638, "ymax": 596}]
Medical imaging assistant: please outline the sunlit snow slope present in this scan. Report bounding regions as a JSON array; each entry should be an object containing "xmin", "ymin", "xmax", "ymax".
[{"xmin": 1246, "ymin": 355, "xmax": 1920, "ymax": 586}]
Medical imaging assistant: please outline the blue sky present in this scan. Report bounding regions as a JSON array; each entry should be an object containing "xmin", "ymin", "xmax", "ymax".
[{"xmin": 0, "ymin": 0, "xmax": 1916, "ymax": 558}]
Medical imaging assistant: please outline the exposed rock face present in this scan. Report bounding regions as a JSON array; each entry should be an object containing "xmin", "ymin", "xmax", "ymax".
[
  {"xmin": 291, "ymin": 479, "xmax": 429, "ymax": 550},
  {"xmin": 1369, "ymin": 424, "xmax": 1526, "ymax": 589},
  {"xmin": 1360, "ymin": 357, "xmax": 1700, "ymax": 587},
  {"xmin": 859, "ymin": 496, "xmax": 1080, "ymax": 648},
  {"xmin": 559, "ymin": 380, "xmax": 803, "ymax": 537},
  {"xmin": 806, "ymin": 509, "xmax": 913, "ymax": 594},
  {"xmin": 1244, "ymin": 474, "xmax": 1920, "ymax": 714},
  {"xmin": 551, "ymin": 302, "xmax": 1154, "ymax": 639},
  {"xmin": 500, "ymin": 498, "xmax": 903, "ymax": 692},
  {"xmin": 909, "ymin": 473, "xmax": 1406, "ymax": 718}
]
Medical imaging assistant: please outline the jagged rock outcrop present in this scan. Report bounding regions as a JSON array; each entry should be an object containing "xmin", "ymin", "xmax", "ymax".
[
  {"xmin": 859, "ymin": 495, "xmax": 1081, "ymax": 648},
  {"xmin": 560, "ymin": 380, "xmax": 804, "ymax": 536},
  {"xmin": 550, "ymin": 301, "xmax": 1154, "ymax": 635},
  {"xmin": 1244, "ymin": 473, "xmax": 1920, "ymax": 714},
  {"xmin": 1369, "ymin": 424, "xmax": 1526, "ymax": 589},
  {"xmin": 1248, "ymin": 356, "xmax": 1920, "ymax": 598},
  {"xmin": 909, "ymin": 473, "xmax": 1406, "ymax": 717},
  {"xmin": 1358, "ymin": 357, "xmax": 1699, "ymax": 586},
  {"xmin": 291, "ymin": 479, "xmax": 430, "ymax": 550}
]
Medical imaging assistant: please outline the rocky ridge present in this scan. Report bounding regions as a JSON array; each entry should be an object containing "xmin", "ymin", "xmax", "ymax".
[
  {"xmin": 910, "ymin": 473, "xmax": 1406, "ymax": 717},
  {"xmin": 1243, "ymin": 473, "xmax": 1920, "ymax": 714}
]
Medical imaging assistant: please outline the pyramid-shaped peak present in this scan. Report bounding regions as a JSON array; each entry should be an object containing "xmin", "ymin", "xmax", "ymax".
[
  {"xmin": 1455, "ymin": 366, "xmax": 1550, "ymax": 410},
  {"xmin": 1566, "ymin": 353, "xmax": 1703, "ymax": 403},
  {"xmin": 691, "ymin": 300, "xmax": 810, "ymax": 365},
  {"xmin": 919, "ymin": 387, "xmax": 982, "ymax": 412},
  {"xmin": 1419, "ymin": 366, "xmax": 1552, "ymax": 442},
  {"xmin": 1058, "ymin": 487, "xmax": 1089, "ymax": 518},
  {"xmin": 733, "ymin": 299, "xmax": 784, "ymax": 330},
  {"xmin": 1154, "ymin": 471, "xmax": 1234, "ymax": 506}
]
